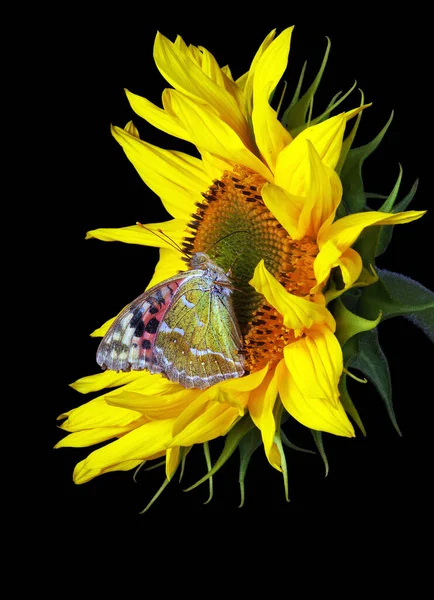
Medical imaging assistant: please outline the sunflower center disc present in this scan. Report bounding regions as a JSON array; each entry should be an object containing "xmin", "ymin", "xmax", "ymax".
[{"xmin": 183, "ymin": 166, "xmax": 319, "ymax": 372}]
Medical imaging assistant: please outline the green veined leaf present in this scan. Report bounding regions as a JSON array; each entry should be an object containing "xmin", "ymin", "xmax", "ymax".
[
  {"xmin": 349, "ymin": 328, "xmax": 400, "ymax": 435},
  {"xmin": 358, "ymin": 269, "xmax": 434, "ymax": 342}
]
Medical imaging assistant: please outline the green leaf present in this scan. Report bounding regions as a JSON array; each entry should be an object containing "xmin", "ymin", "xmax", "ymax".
[
  {"xmin": 338, "ymin": 374, "xmax": 367, "ymax": 436},
  {"xmin": 358, "ymin": 269, "xmax": 434, "ymax": 342},
  {"xmin": 376, "ymin": 179, "xmax": 419, "ymax": 257},
  {"xmin": 339, "ymin": 111, "xmax": 394, "ymax": 215},
  {"xmin": 310, "ymin": 430, "xmax": 329, "ymax": 477},
  {"xmin": 183, "ymin": 415, "xmax": 255, "ymax": 492},
  {"xmin": 348, "ymin": 328, "xmax": 401, "ymax": 435},
  {"xmin": 282, "ymin": 37, "xmax": 331, "ymax": 133},
  {"xmin": 238, "ymin": 428, "xmax": 263, "ymax": 508}
]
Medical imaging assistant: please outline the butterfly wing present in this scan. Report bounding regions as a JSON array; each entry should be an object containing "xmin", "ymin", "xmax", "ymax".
[
  {"xmin": 153, "ymin": 273, "xmax": 244, "ymax": 390},
  {"xmin": 96, "ymin": 275, "xmax": 186, "ymax": 372}
]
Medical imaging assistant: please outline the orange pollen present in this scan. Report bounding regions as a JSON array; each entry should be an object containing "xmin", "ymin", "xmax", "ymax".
[{"xmin": 184, "ymin": 165, "xmax": 319, "ymax": 373}]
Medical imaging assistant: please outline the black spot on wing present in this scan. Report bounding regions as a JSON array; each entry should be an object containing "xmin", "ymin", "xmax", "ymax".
[
  {"xmin": 130, "ymin": 309, "xmax": 144, "ymax": 329},
  {"xmin": 149, "ymin": 304, "xmax": 159, "ymax": 315},
  {"xmin": 145, "ymin": 317, "xmax": 159, "ymax": 334},
  {"xmin": 134, "ymin": 320, "xmax": 145, "ymax": 338},
  {"xmin": 142, "ymin": 339, "xmax": 151, "ymax": 350},
  {"xmin": 155, "ymin": 289, "xmax": 166, "ymax": 305}
]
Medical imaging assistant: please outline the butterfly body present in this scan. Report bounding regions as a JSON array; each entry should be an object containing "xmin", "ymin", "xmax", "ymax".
[{"xmin": 97, "ymin": 253, "xmax": 244, "ymax": 390}]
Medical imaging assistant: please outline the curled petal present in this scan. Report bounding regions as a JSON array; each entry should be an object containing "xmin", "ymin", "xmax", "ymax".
[
  {"xmin": 297, "ymin": 141, "xmax": 343, "ymax": 239},
  {"xmin": 261, "ymin": 183, "xmax": 303, "ymax": 239},
  {"xmin": 250, "ymin": 260, "xmax": 335, "ymax": 334}
]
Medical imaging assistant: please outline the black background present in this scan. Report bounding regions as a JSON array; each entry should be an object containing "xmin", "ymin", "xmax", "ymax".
[{"xmin": 48, "ymin": 10, "xmax": 432, "ymax": 534}]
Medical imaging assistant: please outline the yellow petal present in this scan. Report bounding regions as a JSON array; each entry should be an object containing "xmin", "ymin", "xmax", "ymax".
[
  {"xmin": 252, "ymin": 27, "xmax": 294, "ymax": 172},
  {"xmin": 55, "ymin": 419, "xmax": 147, "ymax": 448},
  {"xmin": 57, "ymin": 396, "xmax": 142, "ymax": 431},
  {"xmin": 165, "ymin": 447, "xmax": 180, "ymax": 480},
  {"xmin": 168, "ymin": 90, "xmax": 272, "ymax": 181},
  {"xmin": 70, "ymin": 370, "xmax": 145, "ymax": 394},
  {"xmin": 314, "ymin": 210, "xmax": 426, "ymax": 290},
  {"xmin": 336, "ymin": 247, "xmax": 363, "ymax": 289},
  {"xmin": 250, "ymin": 260, "xmax": 335, "ymax": 334},
  {"xmin": 73, "ymin": 418, "xmax": 176, "ymax": 484},
  {"xmin": 242, "ymin": 29, "xmax": 277, "ymax": 115},
  {"xmin": 275, "ymin": 113, "xmax": 347, "ymax": 193},
  {"xmin": 206, "ymin": 364, "xmax": 269, "ymax": 413},
  {"xmin": 261, "ymin": 183, "xmax": 303, "ymax": 240},
  {"xmin": 85, "ymin": 220, "xmax": 187, "ymax": 250},
  {"xmin": 318, "ymin": 209, "xmax": 427, "ymax": 249},
  {"xmin": 111, "ymin": 124, "xmax": 211, "ymax": 219},
  {"xmin": 297, "ymin": 141, "xmax": 343, "ymax": 239},
  {"xmin": 279, "ymin": 333, "xmax": 354, "ymax": 437},
  {"xmin": 145, "ymin": 247, "xmax": 188, "ymax": 289},
  {"xmin": 171, "ymin": 393, "xmax": 241, "ymax": 446},
  {"xmin": 200, "ymin": 150, "xmax": 234, "ymax": 180},
  {"xmin": 248, "ymin": 368, "xmax": 281, "ymax": 470},
  {"xmin": 153, "ymin": 32, "xmax": 249, "ymax": 144},
  {"xmin": 107, "ymin": 387, "xmax": 200, "ymax": 420},
  {"xmin": 125, "ymin": 88, "xmax": 191, "ymax": 142},
  {"xmin": 198, "ymin": 44, "xmax": 243, "ymax": 104}
]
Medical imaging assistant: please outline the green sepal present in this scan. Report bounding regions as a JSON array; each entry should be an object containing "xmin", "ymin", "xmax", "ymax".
[
  {"xmin": 347, "ymin": 328, "xmax": 401, "ymax": 436},
  {"xmin": 202, "ymin": 442, "xmax": 214, "ymax": 505},
  {"xmin": 290, "ymin": 81, "xmax": 359, "ymax": 138},
  {"xmin": 310, "ymin": 430, "xmax": 329, "ymax": 477},
  {"xmin": 358, "ymin": 269, "xmax": 434, "ymax": 342},
  {"xmin": 282, "ymin": 37, "xmax": 331, "ymax": 134},
  {"xmin": 336, "ymin": 89, "xmax": 366, "ymax": 176},
  {"xmin": 375, "ymin": 178, "xmax": 419, "ymax": 258},
  {"xmin": 333, "ymin": 296, "xmax": 382, "ymax": 347},
  {"xmin": 280, "ymin": 430, "xmax": 315, "ymax": 454},
  {"xmin": 238, "ymin": 427, "xmax": 263, "ymax": 508},
  {"xmin": 273, "ymin": 400, "xmax": 290, "ymax": 502},
  {"xmin": 338, "ymin": 373, "xmax": 367, "ymax": 436},
  {"xmin": 339, "ymin": 111, "xmax": 394, "ymax": 215},
  {"xmin": 353, "ymin": 165, "xmax": 403, "ymax": 267},
  {"xmin": 183, "ymin": 414, "xmax": 255, "ymax": 492}
]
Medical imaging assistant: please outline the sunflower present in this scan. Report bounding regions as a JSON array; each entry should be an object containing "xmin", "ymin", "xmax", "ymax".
[{"xmin": 56, "ymin": 27, "xmax": 430, "ymax": 509}]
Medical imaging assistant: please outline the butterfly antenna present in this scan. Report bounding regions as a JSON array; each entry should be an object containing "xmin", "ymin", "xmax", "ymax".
[
  {"xmin": 136, "ymin": 222, "xmax": 189, "ymax": 256},
  {"xmin": 206, "ymin": 229, "xmax": 250, "ymax": 253}
]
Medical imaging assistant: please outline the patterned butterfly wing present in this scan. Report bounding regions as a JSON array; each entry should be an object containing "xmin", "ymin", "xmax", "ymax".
[
  {"xmin": 153, "ymin": 271, "xmax": 245, "ymax": 390},
  {"xmin": 96, "ymin": 274, "xmax": 190, "ymax": 373}
]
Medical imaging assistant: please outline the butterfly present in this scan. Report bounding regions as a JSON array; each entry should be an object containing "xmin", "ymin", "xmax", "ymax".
[{"xmin": 96, "ymin": 252, "xmax": 245, "ymax": 390}]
